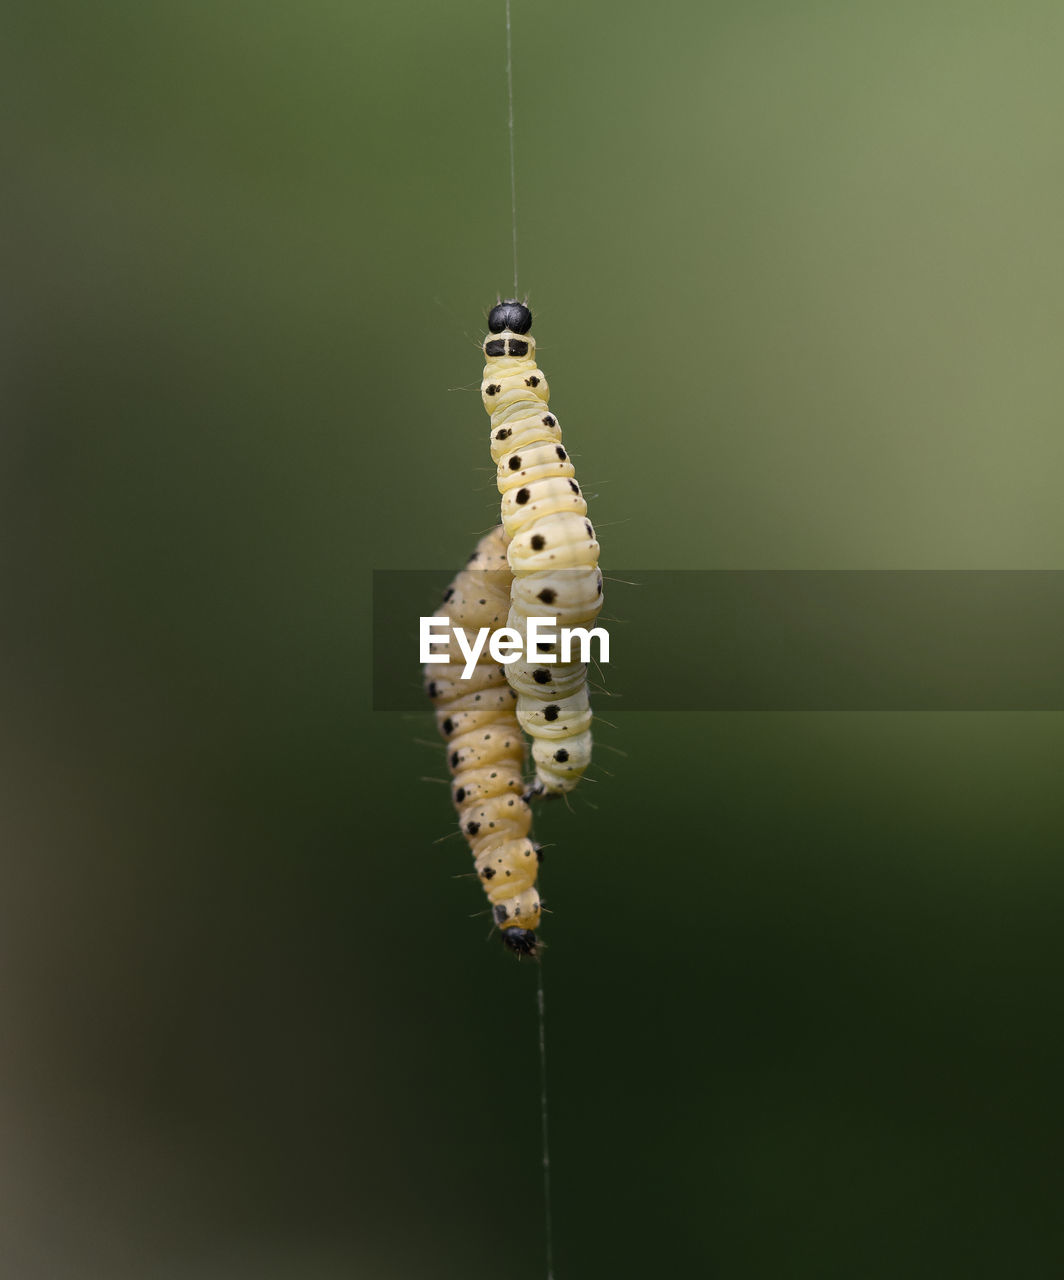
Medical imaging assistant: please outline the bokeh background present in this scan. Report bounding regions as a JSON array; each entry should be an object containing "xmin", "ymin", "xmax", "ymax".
[{"xmin": 4, "ymin": 2, "xmax": 1063, "ymax": 1276}]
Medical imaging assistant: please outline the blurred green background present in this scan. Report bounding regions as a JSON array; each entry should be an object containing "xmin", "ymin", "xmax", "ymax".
[{"xmin": 3, "ymin": 1, "xmax": 1063, "ymax": 1276}]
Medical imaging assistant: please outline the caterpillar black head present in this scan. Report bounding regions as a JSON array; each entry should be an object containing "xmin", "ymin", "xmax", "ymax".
[
  {"xmin": 488, "ymin": 299, "xmax": 532, "ymax": 335},
  {"xmin": 501, "ymin": 927, "xmax": 539, "ymax": 957}
]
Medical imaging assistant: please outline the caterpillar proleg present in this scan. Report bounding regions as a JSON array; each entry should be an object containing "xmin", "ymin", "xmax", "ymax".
[
  {"xmin": 424, "ymin": 525, "xmax": 542, "ymax": 955},
  {"xmin": 481, "ymin": 300, "xmax": 602, "ymax": 795}
]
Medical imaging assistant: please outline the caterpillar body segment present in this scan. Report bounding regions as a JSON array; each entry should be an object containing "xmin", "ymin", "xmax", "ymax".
[
  {"xmin": 509, "ymin": 566, "xmax": 603, "ymax": 627},
  {"xmin": 481, "ymin": 300, "xmax": 602, "ymax": 795},
  {"xmin": 423, "ymin": 525, "xmax": 541, "ymax": 954}
]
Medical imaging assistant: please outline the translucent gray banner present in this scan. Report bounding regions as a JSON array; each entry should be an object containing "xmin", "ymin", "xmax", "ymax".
[{"xmin": 374, "ymin": 570, "xmax": 1064, "ymax": 711}]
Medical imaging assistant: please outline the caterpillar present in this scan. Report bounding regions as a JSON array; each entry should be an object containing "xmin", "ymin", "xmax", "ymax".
[
  {"xmin": 481, "ymin": 300, "xmax": 602, "ymax": 795},
  {"xmin": 424, "ymin": 525, "xmax": 542, "ymax": 955}
]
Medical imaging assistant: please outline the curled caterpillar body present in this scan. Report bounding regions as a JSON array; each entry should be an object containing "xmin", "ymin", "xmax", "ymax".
[
  {"xmin": 482, "ymin": 301, "xmax": 602, "ymax": 794},
  {"xmin": 424, "ymin": 525, "xmax": 542, "ymax": 952}
]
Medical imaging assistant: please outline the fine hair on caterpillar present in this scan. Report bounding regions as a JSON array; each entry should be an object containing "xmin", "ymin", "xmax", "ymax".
[
  {"xmin": 481, "ymin": 300, "xmax": 603, "ymax": 797},
  {"xmin": 424, "ymin": 525, "xmax": 544, "ymax": 956}
]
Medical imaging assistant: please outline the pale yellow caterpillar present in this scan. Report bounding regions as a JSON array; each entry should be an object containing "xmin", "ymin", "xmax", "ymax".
[
  {"xmin": 423, "ymin": 525, "xmax": 542, "ymax": 955},
  {"xmin": 480, "ymin": 300, "xmax": 602, "ymax": 795}
]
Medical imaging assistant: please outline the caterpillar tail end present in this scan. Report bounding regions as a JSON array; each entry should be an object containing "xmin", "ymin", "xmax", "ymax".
[
  {"xmin": 501, "ymin": 927, "xmax": 539, "ymax": 958},
  {"xmin": 522, "ymin": 777, "xmax": 575, "ymax": 802}
]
